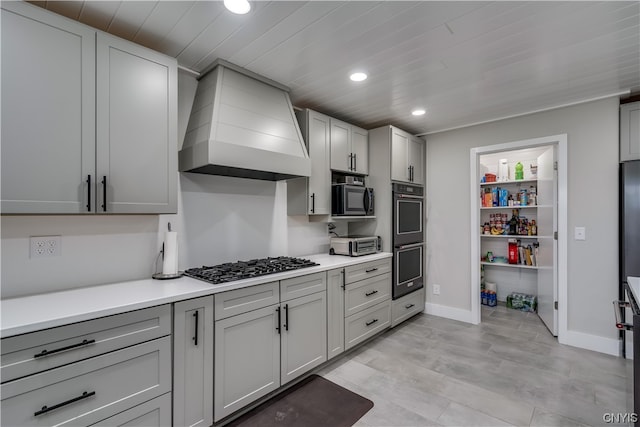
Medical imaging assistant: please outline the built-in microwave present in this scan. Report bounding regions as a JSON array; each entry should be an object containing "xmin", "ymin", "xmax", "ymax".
[{"xmin": 332, "ymin": 184, "xmax": 374, "ymax": 216}]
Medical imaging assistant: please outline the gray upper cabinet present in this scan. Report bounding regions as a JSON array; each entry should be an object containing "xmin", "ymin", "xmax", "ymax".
[
  {"xmin": 288, "ymin": 109, "xmax": 331, "ymax": 215},
  {"xmin": 1, "ymin": 3, "xmax": 95, "ymax": 214},
  {"xmin": 390, "ymin": 126, "xmax": 424, "ymax": 185},
  {"xmin": 96, "ymin": 34, "xmax": 177, "ymax": 214},
  {"xmin": 330, "ymin": 118, "xmax": 368, "ymax": 175},
  {"xmin": 0, "ymin": 2, "xmax": 177, "ymax": 214},
  {"xmin": 621, "ymin": 101, "xmax": 640, "ymax": 161}
]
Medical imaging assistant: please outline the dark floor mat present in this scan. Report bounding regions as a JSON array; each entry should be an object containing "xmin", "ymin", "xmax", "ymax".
[{"xmin": 226, "ymin": 374, "xmax": 374, "ymax": 427}]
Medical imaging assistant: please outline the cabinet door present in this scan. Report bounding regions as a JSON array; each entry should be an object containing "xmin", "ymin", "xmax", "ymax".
[
  {"xmin": 1, "ymin": 3, "xmax": 95, "ymax": 213},
  {"xmin": 308, "ymin": 111, "xmax": 331, "ymax": 214},
  {"xmin": 351, "ymin": 126, "xmax": 369, "ymax": 175},
  {"xmin": 91, "ymin": 393, "xmax": 171, "ymax": 427},
  {"xmin": 173, "ymin": 297, "xmax": 214, "ymax": 427},
  {"xmin": 327, "ymin": 268, "xmax": 345, "ymax": 360},
  {"xmin": 391, "ymin": 127, "xmax": 410, "ymax": 182},
  {"xmin": 408, "ymin": 136, "xmax": 425, "ymax": 185},
  {"xmin": 621, "ymin": 102, "xmax": 640, "ymax": 161},
  {"xmin": 330, "ymin": 118, "xmax": 352, "ymax": 173},
  {"xmin": 280, "ymin": 292, "xmax": 327, "ymax": 385},
  {"xmin": 214, "ymin": 305, "xmax": 280, "ymax": 421},
  {"xmin": 96, "ymin": 33, "xmax": 177, "ymax": 214}
]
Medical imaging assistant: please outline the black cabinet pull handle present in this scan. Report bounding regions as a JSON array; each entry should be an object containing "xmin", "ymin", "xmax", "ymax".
[
  {"xmin": 353, "ymin": 153, "xmax": 357, "ymax": 171},
  {"xmin": 405, "ymin": 303, "xmax": 415, "ymax": 309},
  {"xmin": 311, "ymin": 193, "xmax": 315, "ymax": 213},
  {"xmin": 276, "ymin": 307, "xmax": 281, "ymax": 334},
  {"xmin": 101, "ymin": 176, "xmax": 107, "ymax": 212},
  {"xmin": 365, "ymin": 290, "xmax": 378, "ymax": 297},
  {"xmin": 284, "ymin": 304, "xmax": 289, "ymax": 331},
  {"xmin": 340, "ymin": 269, "xmax": 345, "ymax": 290},
  {"xmin": 365, "ymin": 318, "xmax": 378, "ymax": 327},
  {"xmin": 193, "ymin": 310, "xmax": 199, "ymax": 346},
  {"xmin": 34, "ymin": 391, "xmax": 95, "ymax": 416},
  {"xmin": 34, "ymin": 339, "xmax": 96, "ymax": 359},
  {"xmin": 349, "ymin": 153, "xmax": 354, "ymax": 171},
  {"xmin": 365, "ymin": 268, "xmax": 378, "ymax": 273},
  {"xmin": 86, "ymin": 175, "xmax": 91, "ymax": 211}
]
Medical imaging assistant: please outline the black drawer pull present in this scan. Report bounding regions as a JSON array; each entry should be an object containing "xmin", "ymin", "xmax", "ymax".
[
  {"xmin": 365, "ymin": 318, "xmax": 378, "ymax": 326},
  {"xmin": 365, "ymin": 268, "xmax": 378, "ymax": 273},
  {"xmin": 34, "ymin": 391, "xmax": 95, "ymax": 416},
  {"xmin": 101, "ymin": 176, "xmax": 107, "ymax": 212},
  {"xmin": 405, "ymin": 303, "xmax": 415, "ymax": 309},
  {"xmin": 86, "ymin": 175, "xmax": 91, "ymax": 211},
  {"xmin": 34, "ymin": 339, "xmax": 96, "ymax": 359},
  {"xmin": 193, "ymin": 310, "xmax": 199, "ymax": 346},
  {"xmin": 365, "ymin": 290, "xmax": 378, "ymax": 297}
]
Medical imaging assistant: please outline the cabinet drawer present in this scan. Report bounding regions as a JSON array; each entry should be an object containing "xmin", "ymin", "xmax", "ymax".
[
  {"xmin": 90, "ymin": 393, "xmax": 171, "ymax": 427},
  {"xmin": 1, "ymin": 305, "xmax": 171, "ymax": 383},
  {"xmin": 280, "ymin": 272, "xmax": 326, "ymax": 302},
  {"xmin": 345, "ymin": 300, "xmax": 391, "ymax": 350},
  {"xmin": 344, "ymin": 272, "xmax": 391, "ymax": 317},
  {"xmin": 1, "ymin": 336, "xmax": 171, "ymax": 427},
  {"xmin": 344, "ymin": 258, "xmax": 391, "ymax": 284},
  {"xmin": 391, "ymin": 288, "xmax": 425, "ymax": 327},
  {"xmin": 214, "ymin": 281, "xmax": 279, "ymax": 320}
]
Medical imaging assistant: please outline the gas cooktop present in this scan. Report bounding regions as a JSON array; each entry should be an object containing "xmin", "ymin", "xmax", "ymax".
[{"xmin": 184, "ymin": 256, "xmax": 319, "ymax": 285}]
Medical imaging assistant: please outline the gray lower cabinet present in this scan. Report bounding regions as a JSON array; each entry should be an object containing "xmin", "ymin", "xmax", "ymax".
[
  {"xmin": 214, "ymin": 273, "xmax": 327, "ymax": 422},
  {"xmin": 0, "ymin": 2, "xmax": 177, "ymax": 214},
  {"xmin": 345, "ymin": 301, "xmax": 391, "ymax": 350},
  {"xmin": 280, "ymin": 291, "xmax": 327, "ymax": 385},
  {"xmin": 173, "ymin": 297, "xmax": 214, "ymax": 427},
  {"xmin": 391, "ymin": 288, "xmax": 425, "ymax": 327},
  {"xmin": 1, "ymin": 337, "xmax": 172, "ymax": 426},
  {"xmin": 90, "ymin": 393, "xmax": 172, "ymax": 427},
  {"xmin": 214, "ymin": 304, "xmax": 280, "ymax": 422},
  {"xmin": 343, "ymin": 258, "xmax": 392, "ymax": 351},
  {"xmin": 327, "ymin": 268, "xmax": 345, "ymax": 360}
]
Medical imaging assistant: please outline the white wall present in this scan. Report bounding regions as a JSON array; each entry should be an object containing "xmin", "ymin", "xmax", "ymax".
[
  {"xmin": 0, "ymin": 72, "xmax": 338, "ymax": 299},
  {"xmin": 425, "ymin": 97, "xmax": 619, "ymax": 343}
]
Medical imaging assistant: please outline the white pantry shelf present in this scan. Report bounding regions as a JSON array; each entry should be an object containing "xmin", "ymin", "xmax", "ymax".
[
  {"xmin": 481, "ymin": 261, "xmax": 538, "ymax": 270},
  {"xmin": 480, "ymin": 179, "xmax": 538, "ymax": 187}
]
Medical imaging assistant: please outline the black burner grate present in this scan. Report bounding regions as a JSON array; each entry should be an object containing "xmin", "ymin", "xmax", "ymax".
[{"xmin": 184, "ymin": 256, "xmax": 319, "ymax": 285}]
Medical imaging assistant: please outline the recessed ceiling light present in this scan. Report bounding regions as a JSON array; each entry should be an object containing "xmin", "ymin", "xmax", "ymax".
[
  {"xmin": 224, "ymin": 0, "xmax": 251, "ymax": 14},
  {"xmin": 412, "ymin": 109, "xmax": 426, "ymax": 116},
  {"xmin": 350, "ymin": 72, "xmax": 368, "ymax": 82}
]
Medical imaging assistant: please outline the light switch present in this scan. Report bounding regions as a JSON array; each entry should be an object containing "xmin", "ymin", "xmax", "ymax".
[{"xmin": 574, "ymin": 227, "xmax": 586, "ymax": 241}]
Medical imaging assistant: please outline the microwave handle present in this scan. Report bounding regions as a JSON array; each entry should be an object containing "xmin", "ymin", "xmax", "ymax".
[{"xmin": 364, "ymin": 189, "xmax": 373, "ymax": 214}]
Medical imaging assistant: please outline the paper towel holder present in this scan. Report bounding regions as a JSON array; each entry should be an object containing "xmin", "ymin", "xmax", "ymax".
[{"xmin": 152, "ymin": 223, "xmax": 184, "ymax": 280}]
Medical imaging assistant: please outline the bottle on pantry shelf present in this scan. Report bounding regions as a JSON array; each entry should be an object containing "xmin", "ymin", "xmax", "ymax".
[
  {"xmin": 531, "ymin": 220, "xmax": 537, "ymax": 236},
  {"xmin": 529, "ymin": 186, "xmax": 537, "ymax": 206},
  {"xmin": 508, "ymin": 209, "xmax": 519, "ymax": 235},
  {"xmin": 515, "ymin": 162, "xmax": 524, "ymax": 180}
]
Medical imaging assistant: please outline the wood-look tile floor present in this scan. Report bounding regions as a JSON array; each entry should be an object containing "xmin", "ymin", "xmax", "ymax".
[{"xmin": 318, "ymin": 304, "xmax": 630, "ymax": 426}]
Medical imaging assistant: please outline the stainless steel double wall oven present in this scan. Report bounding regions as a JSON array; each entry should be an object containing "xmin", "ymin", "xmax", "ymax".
[{"xmin": 392, "ymin": 183, "xmax": 424, "ymax": 299}]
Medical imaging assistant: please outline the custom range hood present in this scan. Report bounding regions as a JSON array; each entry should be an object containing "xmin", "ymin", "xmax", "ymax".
[{"xmin": 179, "ymin": 60, "xmax": 310, "ymax": 181}]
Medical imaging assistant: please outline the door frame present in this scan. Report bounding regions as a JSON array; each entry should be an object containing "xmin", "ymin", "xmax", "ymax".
[{"xmin": 470, "ymin": 134, "xmax": 568, "ymax": 341}]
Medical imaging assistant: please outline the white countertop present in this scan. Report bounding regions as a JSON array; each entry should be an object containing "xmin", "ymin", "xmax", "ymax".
[
  {"xmin": 0, "ymin": 252, "xmax": 391, "ymax": 338},
  {"xmin": 627, "ymin": 276, "xmax": 640, "ymax": 304}
]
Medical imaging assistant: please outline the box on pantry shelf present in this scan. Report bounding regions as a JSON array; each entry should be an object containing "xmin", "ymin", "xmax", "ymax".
[
  {"xmin": 484, "ymin": 173, "xmax": 496, "ymax": 182},
  {"xmin": 506, "ymin": 293, "xmax": 537, "ymax": 312}
]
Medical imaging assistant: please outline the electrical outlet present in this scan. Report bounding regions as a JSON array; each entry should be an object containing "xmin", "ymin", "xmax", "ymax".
[
  {"xmin": 30, "ymin": 236, "xmax": 61, "ymax": 258},
  {"xmin": 433, "ymin": 284, "xmax": 440, "ymax": 295}
]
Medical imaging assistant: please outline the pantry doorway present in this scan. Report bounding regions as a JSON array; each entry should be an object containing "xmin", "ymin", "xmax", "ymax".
[{"xmin": 470, "ymin": 135, "xmax": 567, "ymax": 340}]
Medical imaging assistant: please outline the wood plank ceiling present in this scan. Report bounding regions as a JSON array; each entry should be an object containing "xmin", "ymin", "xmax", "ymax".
[{"xmin": 27, "ymin": 1, "xmax": 640, "ymax": 135}]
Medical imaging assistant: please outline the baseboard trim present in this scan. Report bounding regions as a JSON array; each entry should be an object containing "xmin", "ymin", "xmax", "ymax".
[
  {"xmin": 424, "ymin": 303, "xmax": 475, "ymax": 324},
  {"xmin": 560, "ymin": 330, "xmax": 620, "ymax": 357}
]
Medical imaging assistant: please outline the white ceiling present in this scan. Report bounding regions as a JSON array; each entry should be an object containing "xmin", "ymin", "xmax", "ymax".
[{"xmin": 28, "ymin": 0, "xmax": 640, "ymax": 135}]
